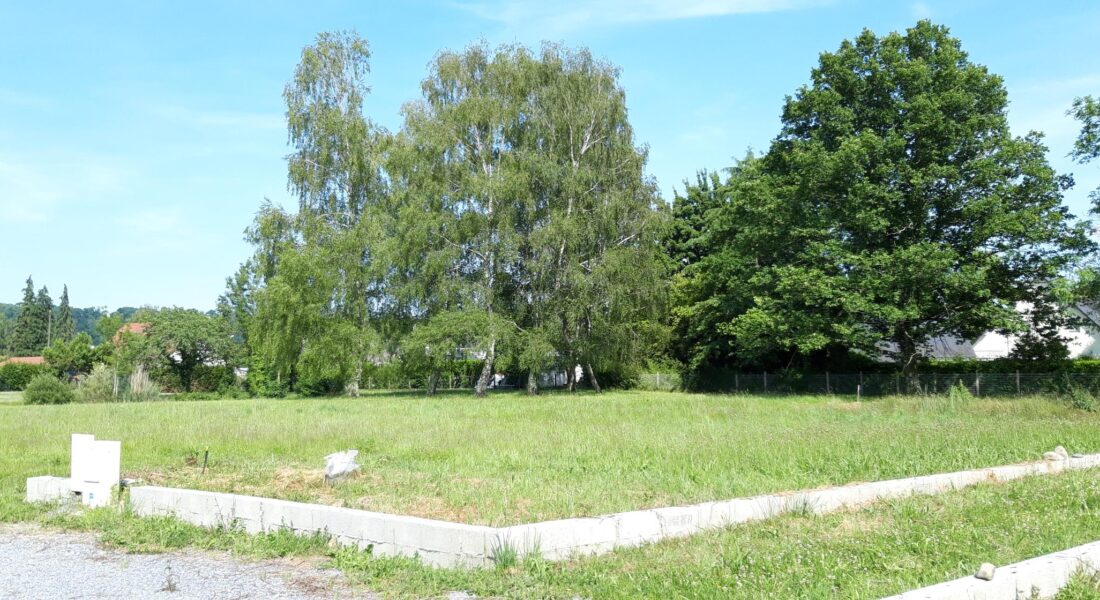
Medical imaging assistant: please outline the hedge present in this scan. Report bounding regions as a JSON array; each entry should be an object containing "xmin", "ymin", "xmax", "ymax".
[{"xmin": 0, "ymin": 362, "xmax": 49, "ymax": 391}]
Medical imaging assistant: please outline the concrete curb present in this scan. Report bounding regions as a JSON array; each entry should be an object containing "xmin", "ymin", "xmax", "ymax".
[
  {"xmin": 26, "ymin": 454, "xmax": 1100, "ymax": 568},
  {"xmin": 880, "ymin": 540, "xmax": 1100, "ymax": 599}
]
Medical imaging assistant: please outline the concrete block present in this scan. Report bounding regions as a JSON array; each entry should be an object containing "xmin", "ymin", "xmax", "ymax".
[
  {"xmin": 25, "ymin": 476, "xmax": 73, "ymax": 503},
  {"xmin": 653, "ymin": 505, "xmax": 704, "ymax": 538},
  {"xmin": 81, "ymin": 452, "xmax": 1100, "ymax": 570}
]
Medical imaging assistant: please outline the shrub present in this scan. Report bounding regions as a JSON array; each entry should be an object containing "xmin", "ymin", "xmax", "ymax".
[
  {"xmin": 948, "ymin": 380, "xmax": 974, "ymax": 404},
  {"xmin": 1063, "ymin": 385, "xmax": 1098, "ymax": 412},
  {"xmin": 23, "ymin": 374, "xmax": 76, "ymax": 405},
  {"xmin": 77, "ymin": 364, "xmax": 118, "ymax": 403},
  {"xmin": 0, "ymin": 362, "xmax": 48, "ymax": 391}
]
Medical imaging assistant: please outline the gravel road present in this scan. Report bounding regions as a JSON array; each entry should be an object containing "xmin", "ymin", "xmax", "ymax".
[{"xmin": 0, "ymin": 526, "xmax": 369, "ymax": 599}]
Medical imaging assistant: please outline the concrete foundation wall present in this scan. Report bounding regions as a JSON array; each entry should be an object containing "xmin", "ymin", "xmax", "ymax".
[
  {"xmin": 25, "ymin": 476, "xmax": 72, "ymax": 503},
  {"xmin": 882, "ymin": 540, "xmax": 1100, "ymax": 599},
  {"xmin": 128, "ymin": 486, "xmax": 500, "ymax": 568},
  {"xmin": 28, "ymin": 454, "xmax": 1100, "ymax": 569}
]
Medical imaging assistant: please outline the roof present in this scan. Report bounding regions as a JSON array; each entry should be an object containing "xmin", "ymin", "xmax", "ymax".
[
  {"xmin": 113, "ymin": 322, "xmax": 150, "ymax": 344},
  {"xmin": 0, "ymin": 356, "xmax": 46, "ymax": 366},
  {"xmin": 118, "ymin": 322, "xmax": 149, "ymax": 335}
]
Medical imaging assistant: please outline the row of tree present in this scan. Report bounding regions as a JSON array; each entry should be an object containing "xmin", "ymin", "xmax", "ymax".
[
  {"xmin": 220, "ymin": 34, "xmax": 667, "ymax": 396},
  {"xmin": 217, "ymin": 21, "xmax": 1099, "ymax": 394},
  {"xmin": 2, "ymin": 277, "xmax": 77, "ymax": 356}
]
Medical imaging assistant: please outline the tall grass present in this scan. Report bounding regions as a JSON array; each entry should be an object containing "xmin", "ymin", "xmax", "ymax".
[{"xmin": 2, "ymin": 391, "xmax": 1098, "ymax": 525}]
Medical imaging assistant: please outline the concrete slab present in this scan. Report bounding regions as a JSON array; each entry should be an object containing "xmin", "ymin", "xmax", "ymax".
[
  {"xmin": 881, "ymin": 540, "xmax": 1100, "ymax": 599},
  {"xmin": 27, "ymin": 452, "xmax": 1100, "ymax": 569}
]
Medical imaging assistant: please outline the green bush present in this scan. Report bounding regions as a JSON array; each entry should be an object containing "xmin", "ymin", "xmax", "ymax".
[
  {"xmin": 76, "ymin": 364, "xmax": 118, "ymax": 403},
  {"xmin": 947, "ymin": 381, "xmax": 974, "ymax": 404},
  {"xmin": 23, "ymin": 374, "xmax": 76, "ymax": 405},
  {"xmin": 245, "ymin": 360, "xmax": 287, "ymax": 398},
  {"xmin": 0, "ymin": 362, "xmax": 48, "ymax": 391},
  {"xmin": 1063, "ymin": 385, "xmax": 1098, "ymax": 412}
]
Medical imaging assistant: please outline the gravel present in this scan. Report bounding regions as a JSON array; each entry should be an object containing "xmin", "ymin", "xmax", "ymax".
[{"xmin": 0, "ymin": 526, "xmax": 370, "ymax": 599}]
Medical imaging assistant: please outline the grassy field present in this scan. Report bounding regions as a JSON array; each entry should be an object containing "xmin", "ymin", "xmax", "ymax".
[
  {"xmin": 2, "ymin": 390, "xmax": 1099, "ymax": 525},
  {"xmin": 4, "ymin": 390, "xmax": 1100, "ymax": 598},
  {"xmin": 0, "ymin": 391, "xmax": 22, "ymax": 404}
]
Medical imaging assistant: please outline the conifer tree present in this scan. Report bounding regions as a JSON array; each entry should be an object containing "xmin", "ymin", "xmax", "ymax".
[
  {"xmin": 11, "ymin": 277, "xmax": 46, "ymax": 355},
  {"xmin": 56, "ymin": 285, "xmax": 76, "ymax": 343}
]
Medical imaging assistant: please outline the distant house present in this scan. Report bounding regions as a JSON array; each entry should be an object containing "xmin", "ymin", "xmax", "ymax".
[
  {"xmin": 113, "ymin": 322, "xmax": 149, "ymax": 343},
  {"xmin": 891, "ymin": 303, "xmax": 1100, "ymax": 361},
  {"xmin": 0, "ymin": 356, "xmax": 46, "ymax": 366}
]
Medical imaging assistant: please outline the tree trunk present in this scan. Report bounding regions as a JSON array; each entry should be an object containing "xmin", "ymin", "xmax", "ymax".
[
  {"xmin": 427, "ymin": 369, "xmax": 440, "ymax": 396},
  {"xmin": 475, "ymin": 339, "xmax": 496, "ymax": 397},
  {"xmin": 345, "ymin": 362, "xmax": 362, "ymax": 397},
  {"xmin": 526, "ymin": 370, "xmax": 539, "ymax": 395},
  {"xmin": 567, "ymin": 364, "xmax": 576, "ymax": 392},
  {"xmin": 896, "ymin": 334, "xmax": 920, "ymax": 393},
  {"xmin": 586, "ymin": 363, "xmax": 602, "ymax": 394}
]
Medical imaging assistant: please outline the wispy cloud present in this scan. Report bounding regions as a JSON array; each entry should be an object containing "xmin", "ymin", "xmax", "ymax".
[
  {"xmin": 149, "ymin": 105, "xmax": 284, "ymax": 131},
  {"xmin": 910, "ymin": 2, "xmax": 932, "ymax": 19},
  {"xmin": 0, "ymin": 156, "xmax": 130, "ymax": 223},
  {"xmin": 453, "ymin": 0, "xmax": 831, "ymax": 32}
]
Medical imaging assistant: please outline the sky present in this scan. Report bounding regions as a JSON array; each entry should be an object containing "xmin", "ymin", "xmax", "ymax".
[{"xmin": 1, "ymin": 0, "xmax": 1098, "ymax": 310}]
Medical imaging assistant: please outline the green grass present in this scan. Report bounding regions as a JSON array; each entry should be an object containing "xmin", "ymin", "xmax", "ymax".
[
  {"xmin": 2, "ymin": 390, "xmax": 1099, "ymax": 525},
  {"xmin": 1056, "ymin": 573, "xmax": 1100, "ymax": 600},
  {"xmin": 0, "ymin": 391, "xmax": 22, "ymax": 404}
]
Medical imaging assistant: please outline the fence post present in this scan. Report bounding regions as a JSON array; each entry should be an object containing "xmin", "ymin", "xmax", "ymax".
[
  {"xmin": 826, "ymin": 371, "xmax": 831, "ymax": 394},
  {"xmin": 896, "ymin": 373, "xmax": 900, "ymax": 395},
  {"xmin": 764, "ymin": 371, "xmax": 768, "ymax": 393},
  {"xmin": 975, "ymin": 373, "xmax": 980, "ymax": 397},
  {"xmin": 857, "ymin": 384, "xmax": 862, "ymax": 402},
  {"xmin": 1016, "ymin": 370, "xmax": 1020, "ymax": 395},
  {"xmin": 735, "ymin": 373, "xmax": 739, "ymax": 392}
]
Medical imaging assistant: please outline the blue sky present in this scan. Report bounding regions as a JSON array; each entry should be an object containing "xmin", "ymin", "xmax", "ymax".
[{"xmin": 1, "ymin": 0, "xmax": 1098, "ymax": 310}]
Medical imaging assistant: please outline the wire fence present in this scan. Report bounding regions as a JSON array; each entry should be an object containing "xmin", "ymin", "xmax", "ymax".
[{"xmin": 660, "ymin": 372, "xmax": 1100, "ymax": 397}]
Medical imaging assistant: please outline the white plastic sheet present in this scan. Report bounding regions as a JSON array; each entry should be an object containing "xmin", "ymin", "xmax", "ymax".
[{"xmin": 324, "ymin": 449, "xmax": 360, "ymax": 483}]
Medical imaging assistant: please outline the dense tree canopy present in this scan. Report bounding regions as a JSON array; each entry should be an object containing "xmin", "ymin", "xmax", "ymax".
[
  {"xmin": 235, "ymin": 35, "xmax": 667, "ymax": 396},
  {"xmin": 673, "ymin": 21, "xmax": 1092, "ymax": 373}
]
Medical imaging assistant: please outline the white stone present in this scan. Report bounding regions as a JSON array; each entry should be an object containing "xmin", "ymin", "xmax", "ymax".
[{"xmin": 975, "ymin": 562, "xmax": 995, "ymax": 580}]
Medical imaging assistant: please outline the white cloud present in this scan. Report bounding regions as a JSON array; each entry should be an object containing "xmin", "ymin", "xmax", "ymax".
[
  {"xmin": 0, "ymin": 157, "xmax": 130, "ymax": 223},
  {"xmin": 453, "ymin": 0, "xmax": 831, "ymax": 32}
]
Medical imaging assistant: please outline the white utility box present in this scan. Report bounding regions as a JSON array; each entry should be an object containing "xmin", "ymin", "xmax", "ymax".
[{"xmin": 69, "ymin": 433, "xmax": 121, "ymax": 508}]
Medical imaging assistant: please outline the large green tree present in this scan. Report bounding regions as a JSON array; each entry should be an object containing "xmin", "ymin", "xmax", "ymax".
[
  {"xmin": 1068, "ymin": 95, "xmax": 1100, "ymax": 304},
  {"xmin": 399, "ymin": 43, "xmax": 667, "ymax": 395},
  {"xmin": 11, "ymin": 278, "xmax": 49, "ymax": 355},
  {"xmin": 143, "ymin": 308, "xmax": 238, "ymax": 392},
  {"xmin": 675, "ymin": 21, "xmax": 1092, "ymax": 374},
  {"xmin": 10, "ymin": 278, "xmax": 35, "ymax": 355},
  {"xmin": 246, "ymin": 32, "xmax": 391, "ymax": 396}
]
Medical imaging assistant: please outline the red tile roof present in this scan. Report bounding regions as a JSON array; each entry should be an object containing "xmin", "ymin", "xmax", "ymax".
[{"xmin": 0, "ymin": 356, "xmax": 45, "ymax": 366}]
